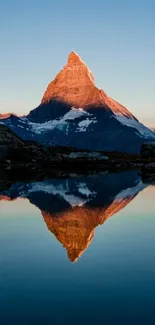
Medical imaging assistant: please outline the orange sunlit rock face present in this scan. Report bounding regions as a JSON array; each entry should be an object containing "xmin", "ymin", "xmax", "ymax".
[
  {"xmin": 0, "ymin": 113, "xmax": 25, "ymax": 119},
  {"xmin": 0, "ymin": 195, "xmax": 13, "ymax": 201},
  {"xmin": 42, "ymin": 51, "xmax": 134, "ymax": 118},
  {"xmin": 42, "ymin": 197, "xmax": 133, "ymax": 263},
  {"xmin": 0, "ymin": 113, "xmax": 12, "ymax": 119}
]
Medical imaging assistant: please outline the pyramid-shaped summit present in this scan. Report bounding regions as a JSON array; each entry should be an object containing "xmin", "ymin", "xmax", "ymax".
[
  {"xmin": 41, "ymin": 51, "xmax": 135, "ymax": 117},
  {"xmin": 41, "ymin": 50, "xmax": 99, "ymax": 107},
  {"xmin": 67, "ymin": 51, "xmax": 84, "ymax": 64}
]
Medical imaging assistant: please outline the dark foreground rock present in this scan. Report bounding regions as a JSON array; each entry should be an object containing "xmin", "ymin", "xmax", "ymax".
[
  {"xmin": 141, "ymin": 163, "xmax": 155, "ymax": 183},
  {"xmin": 140, "ymin": 142, "xmax": 155, "ymax": 181},
  {"xmin": 141, "ymin": 141, "xmax": 155, "ymax": 158}
]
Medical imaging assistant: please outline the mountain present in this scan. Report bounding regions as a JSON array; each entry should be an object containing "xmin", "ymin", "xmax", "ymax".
[
  {"xmin": 0, "ymin": 113, "xmax": 12, "ymax": 119},
  {"xmin": 0, "ymin": 51, "xmax": 155, "ymax": 153},
  {"xmin": 0, "ymin": 170, "xmax": 146, "ymax": 262}
]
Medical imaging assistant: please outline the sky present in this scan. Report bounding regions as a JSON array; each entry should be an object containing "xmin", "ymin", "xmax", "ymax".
[{"xmin": 0, "ymin": 0, "xmax": 155, "ymax": 126}]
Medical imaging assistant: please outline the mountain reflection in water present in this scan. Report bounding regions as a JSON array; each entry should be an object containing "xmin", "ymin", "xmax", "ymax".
[{"xmin": 0, "ymin": 170, "xmax": 146, "ymax": 262}]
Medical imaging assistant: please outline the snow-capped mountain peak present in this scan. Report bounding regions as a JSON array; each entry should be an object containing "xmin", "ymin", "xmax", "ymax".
[{"xmin": 1, "ymin": 51, "xmax": 155, "ymax": 153}]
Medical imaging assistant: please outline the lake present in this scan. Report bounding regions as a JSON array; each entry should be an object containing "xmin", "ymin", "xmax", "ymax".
[{"xmin": 0, "ymin": 170, "xmax": 155, "ymax": 325}]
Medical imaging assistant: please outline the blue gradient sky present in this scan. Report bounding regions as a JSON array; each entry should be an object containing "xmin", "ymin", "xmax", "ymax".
[{"xmin": 0, "ymin": 0, "xmax": 154, "ymax": 125}]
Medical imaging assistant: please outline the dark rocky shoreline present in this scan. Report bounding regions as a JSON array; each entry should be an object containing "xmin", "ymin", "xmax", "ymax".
[{"xmin": 0, "ymin": 124, "xmax": 155, "ymax": 183}]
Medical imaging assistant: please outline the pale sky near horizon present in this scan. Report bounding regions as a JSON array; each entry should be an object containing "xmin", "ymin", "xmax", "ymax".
[{"xmin": 0, "ymin": 0, "xmax": 155, "ymax": 126}]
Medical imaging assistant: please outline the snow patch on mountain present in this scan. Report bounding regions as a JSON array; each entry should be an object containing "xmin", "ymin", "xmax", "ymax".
[
  {"xmin": 28, "ymin": 108, "xmax": 91, "ymax": 134},
  {"xmin": 27, "ymin": 180, "xmax": 95, "ymax": 207},
  {"xmin": 115, "ymin": 114, "xmax": 155, "ymax": 139},
  {"xmin": 78, "ymin": 183, "xmax": 96, "ymax": 197},
  {"xmin": 115, "ymin": 179, "xmax": 145, "ymax": 201},
  {"xmin": 76, "ymin": 118, "xmax": 97, "ymax": 132}
]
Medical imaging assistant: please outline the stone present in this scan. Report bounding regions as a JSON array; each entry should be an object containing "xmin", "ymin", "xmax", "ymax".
[{"xmin": 141, "ymin": 141, "xmax": 155, "ymax": 158}]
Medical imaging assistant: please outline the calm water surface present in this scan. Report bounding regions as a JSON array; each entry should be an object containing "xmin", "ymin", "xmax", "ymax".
[{"xmin": 0, "ymin": 170, "xmax": 155, "ymax": 325}]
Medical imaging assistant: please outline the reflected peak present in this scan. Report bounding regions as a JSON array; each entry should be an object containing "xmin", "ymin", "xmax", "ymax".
[{"xmin": 0, "ymin": 171, "xmax": 147, "ymax": 262}]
